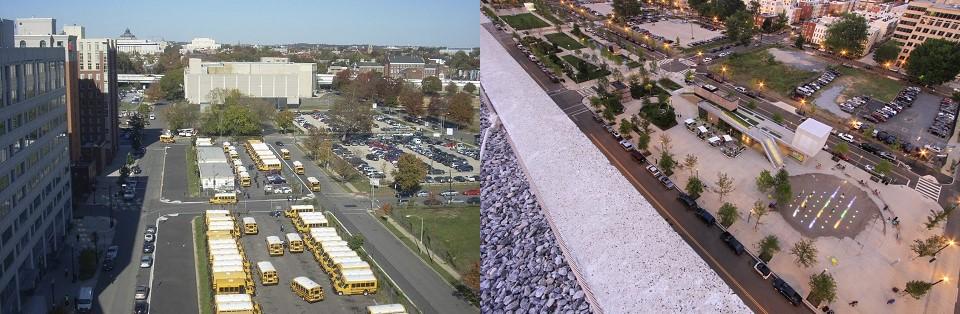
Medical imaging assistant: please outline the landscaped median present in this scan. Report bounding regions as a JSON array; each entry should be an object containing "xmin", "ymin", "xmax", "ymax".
[
  {"xmin": 561, "ymin": 55, "xmax": 611, "ymax": 83},
  {"xmin": 545, "ymin": 32, "xmax": 585, "ymax": 50},
  {"xmin": 709, "ymin": 49, "xmax": 818, "ymax": 97},
  {"xmin": 499, "ymin": 13, "xmax": 550, "ymax": 30},
  {"xmin": 192, "ymin": 217, "xmax": 213, "ymax": 314},
  {"xmin": 186, "ymin": 146, "xmax": 200, "ymax": 198}
]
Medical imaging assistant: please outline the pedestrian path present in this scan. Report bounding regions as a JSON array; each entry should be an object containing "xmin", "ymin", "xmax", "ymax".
[
  {"xmin": 915, "ymin": 175, "xmax": 942, "ymax": 201},
  {"xmin": 576, "ymin": 87, "xmax": 596, "ymax": 97}
]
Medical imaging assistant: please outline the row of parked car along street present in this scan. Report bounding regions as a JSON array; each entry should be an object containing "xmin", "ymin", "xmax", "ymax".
[{"xmin": 793, "ymin": 69, "xmax": 839, "ymax": 99}]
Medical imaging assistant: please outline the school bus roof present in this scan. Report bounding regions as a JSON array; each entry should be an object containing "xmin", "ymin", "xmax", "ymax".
[
  {"xmin": 285, "ymin": 233, "xmax": 302, "ymax": 241},
  {"xmin": 208, "ymin": 244, "xmax": 240, "ymax": 251},
  {"xmin": 326, "ymin": 250, "xmax": 359, "ymax": 259},
  {"xmin": 207, "ymin": 238, "xmax": 237, "ymax": 246},
  {"xmin": 337, "ymin": 261, "xmax": 371, "ymax": 270},
  {"xmin": 293, "ymin": 160, "xmax": 303, "ymax": 166},
  {"xmin": 211, "ymin": 260, "xmax": 244, "ymax": 268},
  {"xmin": 340, "ymin": 270, "xmax": 376, "ymax": 282},
  {"xmin": 211, "ymin": 264, "xmax": 245, "ymax": 274},
  {"xmin": 206, "ymin": 233, "xmax": 235, "ymax": 241},
  {"xmin": 213, "ymin": 192, "xmax": 236, "ymax": 197},
  {"xmin": 214, "ymin": 294, "xmax": 252, "ymax": 304},
  {"xmin": 301, "ymin": 217, "xmax": 328, "ymax": 225},
  {"xmin": 265, "ymin": 236, "xmax": 282, "ymax": 244},
  {"xmin": 205, "ymin": 209, "xmax": 231, "ymax": 216},
  {"xmin": 321, "ymin": 245, "xmax": 352, "ymax": 254},
  {"xmin": 209, "ymin": 248, "xmax": 241, "ymax": 256},
  {"xmin": 211, "ymin": 253, "xmax": 243, "ymax": 261},
  {"xmin": 292, "ymin": 276, "xmax": 320, "ymax": 289},
  {"xmin": 280, "ymin": 148, "xmax": 290, "ymax": 152},
  {"xmin": 319, "ymin": 240, "xmax": 348, "ymax": 248},
  {"xmin": 366, "ymin": 304, "xmax": 407, "ymax": 314},
  {"xmin": 312, "ymin": 235, "xmax": 343, "ymax": 243},
  {"xmin": 309, "ymin": 227, "xmax": 337, "ymax": 234},
  {"xmin": 307, "ymin": 176, "xmax": 320, "ymax": 183},
  {"xmin": 241, "ymin": 217, "xmax": 256, "ymax": 224},
  {"xmin": 290, "ymin": 204, "xmax": 315, "ymax": 211},
  {"xmin": 207, "ymin": 224, "xmax": 234, "ymax": 232},
  {"xmin": 256, "ymin": 261, "xmax": 275, "ymax": 272},
  {"xmin": 298, "ymin": 211, "xmax": 325, "ymax": 219},
  {"xmin": 215, "ymin": 301, "xmax": 255, "ymax": 311},
  {"xmin": 330, "ymin": 256, "xmax": 364, "ymax": 266}
]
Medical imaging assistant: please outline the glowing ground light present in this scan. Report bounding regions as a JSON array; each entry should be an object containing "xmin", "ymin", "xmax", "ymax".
[
  {"xmin": 792, "ymin": 194, "xmax": 812, "ymax": 217},
  {"xmin": 833, "ymin": 196, "xmax": 857, "ymax": 229},
  {"xmin": 809, "ymin": 185, "xmax": 841, "ymax": 229}
]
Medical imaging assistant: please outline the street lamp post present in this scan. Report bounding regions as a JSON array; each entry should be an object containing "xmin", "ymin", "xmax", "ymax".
[
  {"xmin": 757, "ymin": 81, "xmax": 765, "ymax": 97},
  {"xmin": 933, "ymin": 276, "xmax": 950, "ymax": 286},
  {"xmin": 405, "ymin": 214, "xmax": 425, "ymax": 256},
  {"xmin": 721, "ymin": 65, "xmax": 727, "ymax": 81},
  {"xmin": 929, "ymin": 239, "xmax": 955, "ymax": 263}
]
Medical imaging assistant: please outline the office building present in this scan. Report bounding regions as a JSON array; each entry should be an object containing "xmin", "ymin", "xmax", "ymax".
[
  {"xmin": 115, "ymin": 28, "xmax": 167, "ymax": 55},
  {"xmin": 385, "ymin": 55, "xmax": 425, "ymax": 79},
  {"xmin": 74, "ymin": 29, "xmax": 119, "ymax": 184},
  {"xmin": 892, "ymin": 1, "xmax": 960, "ymax": 67},
  {"xmin": 0, "ymin": 27, "xmax": 74, "ymax": 314},
  {"xmin": 183, "ymin": 57, "xmax": 316, "ymax": 106}
]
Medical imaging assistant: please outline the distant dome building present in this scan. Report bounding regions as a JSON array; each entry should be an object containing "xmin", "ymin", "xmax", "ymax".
[
  {"xmin": 115, "ymin": 28, "xmax": 167, "ymax": 55},
  {"xmin": 119, "ymin": 28, "xmax": 136, "ymax": 39}
]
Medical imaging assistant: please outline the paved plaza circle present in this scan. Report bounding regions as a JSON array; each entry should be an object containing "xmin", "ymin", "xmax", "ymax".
[{"xmin": 779, "ymin": 173, "xmax": 880, "ymax": 238}]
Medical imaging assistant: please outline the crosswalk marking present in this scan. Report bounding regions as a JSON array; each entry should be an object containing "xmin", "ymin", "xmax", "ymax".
[{"xmin": 915, "ymin": 175, "xmax": 942, "ymax": 202}]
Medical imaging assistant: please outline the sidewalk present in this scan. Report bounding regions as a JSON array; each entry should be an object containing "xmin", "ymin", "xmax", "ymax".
[
  {"xmin": 22, "ymin": 216, "xmax": 116, "ymax": 314},
  {"xmin": 381, "ymin": 215, "xmax": 461, "ymax": 281}
]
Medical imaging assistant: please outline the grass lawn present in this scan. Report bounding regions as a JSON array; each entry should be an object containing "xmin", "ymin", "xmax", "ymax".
[
  {"xmin": 394, "ymin": 206, "xmax": 480, "ymax": 277},
  {"xmin": 186, "ymin": 146, "xmax": 200, "ymax": 197},
  {"xmin": 500, "ymin": 13, "xmax": 550, "ymax": 30},
  {"xmin": 193, "ymin": 217, "xmax": 213, "ymax": 314},
  {"xmin": 711, "ymin": 49, "xmax": 818, "ymax": 97},
  {"xmin": 545, "ymin": 32, "xmax": 585, "ymax": 50},
  {"xmin": 834, "ymin": 66, "xmax": 904, "ymax": 103},
  {"xmin": 561, "ymin": 55, "xmax": 611, "ymax": 83},
  {"xmin": 658, "ymin": 78, "xmax": 682, "ymax": 91},
  {"xmin": 626, "ymin": 60, "xmax": 642, "ymax": 68}
]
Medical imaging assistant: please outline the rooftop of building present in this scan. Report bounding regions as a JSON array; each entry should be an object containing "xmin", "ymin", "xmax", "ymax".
[
  {"xmin": 387, "ymin": 55, "xmax": 424, "ymax": 64},
  {"xmin": 119, "ymin": 28, "xmax": 135, "ymax": 39}
]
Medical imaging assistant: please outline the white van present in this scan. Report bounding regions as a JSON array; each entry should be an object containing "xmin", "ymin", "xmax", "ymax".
[{"xmin": 76, "ymin": 286, "xmax": 94, "ymax": 312}]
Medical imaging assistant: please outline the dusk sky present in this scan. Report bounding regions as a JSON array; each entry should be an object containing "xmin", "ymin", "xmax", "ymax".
[{"xmin": 5, "ymin": 0, "xmax": 478, "ymax": 47}]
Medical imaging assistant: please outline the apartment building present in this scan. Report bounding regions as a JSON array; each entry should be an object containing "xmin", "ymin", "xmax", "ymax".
[
  {"xmin": 892, "ymin": 1, "xmax": 960, "ymax": 67},
  {"xmin": 0, "ymin": 28, "xmax": 74, "ymax": 314},
  {"xmin": 75, "ymin": 35, "xmax": 119, "ymax": 182}
]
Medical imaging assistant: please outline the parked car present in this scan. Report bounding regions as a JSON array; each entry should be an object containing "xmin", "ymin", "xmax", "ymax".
[
  {"xmin": 105, "ymin": 245, "xmax": 119, "ymax": 260},
  {"xmin": 773, "ymin": 277, "xmax": 803, "ymax": 306},
  {"xmin": 659, "ymin": 176, "xmax": 675, "ymax": 190},
  {"xmin": 677, "ymin": 193, "xmax": 698, "ymax": 209},
  {"xmin": 837, "ymin": 133, "xmax": 854, "ymax": 143},
  {"xmin": 102, "ymin": 258, "xmax": 115, "ymax": 271},
  {"xmin": 463, "ymin": 189, "xmax": 480, "ymax": 196},
  {"xmin": 142, "ymin": 242, "xmax": 154, "ymax": 254},
  {"xmin": 134, "ymin": 285, "xmax": 150, "ymax": 300},
  {"xmin": 139, "ymin": 255, "xmax": 153, "ymax": 268},
  {"xmin": 439, "ymin": 190, "xmax": 459, "ymax": 197},
  {"xmin": 695, "ymin": 207, "xmax": 716, "ymax": 225},
  {"xmin": 754, "ymin": 261, "xmax": 772, "ymax": 279},
  {"xmin": 144, "ymin": 233, "xmax": 155, "ymax": 243},
  {"xmin": 646, "ymin": 165, "xmax": 662, "ymax": 177},
  {"xmin": 134, "ymin": 301, "xmax": 149, "ymax": 314},
  {"xmin": 145, "ymin": 225, "xmax": 157, "ymax": 235},
  {"xmin": 720, "ymin": 232, "xmax": 745, "ymax": 255}
]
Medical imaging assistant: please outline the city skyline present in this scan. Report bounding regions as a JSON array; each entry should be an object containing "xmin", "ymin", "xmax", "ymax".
[{"xmin": 5, "ymin": 0, "xmax": 478, "ymax": 47}]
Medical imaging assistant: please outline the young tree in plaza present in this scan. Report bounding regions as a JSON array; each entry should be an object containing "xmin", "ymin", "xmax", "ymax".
[
  {"xmin": 636, "ymin": 131, "xmax": 651, "ymax": 152},
  {"xmin": 756, "ymin": 169, "xmax": 775, "ymax": 193},
  {"xmin": 791, "ymin": 239, "xmax": 818, "ymax": 268},
  {"xmin": 910, "ymin": 234, "xmax": 950, "ymax": 259},
  {"xmin": 659, "ymin": 133, "xmax": 672, "ymax": 152},
  {"xmin": 683, "ymin": 154, "xmax": 698, "ymax": 176},
  {"xmin": 834, "ymin": 142, "xmax": 849, "ymax": 157},
  {"xmin": 718, "ymin": 202, "xmax": 740, "ymax": 227},
  {"xmin": 794, "ymin": 35, "xmax": 805, "ymax": 49},
  {"xmin": 905, "ymin": 39, "xmax": 960, "ymax": 86},
  {"xmin": 715, "ymin": 172, "xmax": 736, "ymax": 202},
  {"xmin": 392, "ymin": 153, "xmax": 428, "ymax": 195},
  {"xmin": 757, "ymin": 235, "xmax": 780, "ymax": 263},
  {"xmin": 619, "ymin": 119, "xmax": 635, "ymax": 139},
  {"xmin": 925, "ymin": 205, "xmax": 956, "ymax": 230},
  {"xmin": 751, "ymin": 200, "xmax": 768, "ymax": 230},
  {"xmin": 808, "ymin": 272, "xmax": 838, "ymax": 304},
  {"xmin": 824, "ymin": 13, "xmax": 869, "ymax": 57},
  {"xmin": 904, "ymin": 280, "xmax": 940, "ymax": 299},
  {"xmin": 686, "ymin": 176, "xmax": 705, "ymax": 199},
  {"xmin": 874, "ymin": 160, "xmax": 893, "ymax": 178},
  {"xmin": 659, "ymin": 151, "xmax": 676, "ymax": 176}
]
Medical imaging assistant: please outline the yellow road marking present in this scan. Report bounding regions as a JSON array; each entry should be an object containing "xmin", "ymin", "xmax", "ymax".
[{"xmin": 587, "ymin": 133, "xmax": 769, "ymax": 314}]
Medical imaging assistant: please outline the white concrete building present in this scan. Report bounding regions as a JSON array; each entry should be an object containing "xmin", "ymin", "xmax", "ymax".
[
  {"xmin": 184, "ymin": 57, "xmax": 316, "ymax": 106},
  {"xmin": 792, "ymin": 119, "xmax": 832, "ymax": 158},
  {"xmin": 115, "ymin": 28, "xmax": 167, "ymax": 55},
  {"xmin": 181, "ymin": 37, "xmax": 220, "ymax": 53},
  {"xmin": 197, "ymin": 147, "xmax": 234, "ymax": 192}
]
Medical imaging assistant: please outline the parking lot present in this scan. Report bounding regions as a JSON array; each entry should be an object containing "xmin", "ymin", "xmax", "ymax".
[
  {"xmin": 839, "ymin": 87, "xmax": 952, "ymax": 153},
  {"xmin": 238, "ymin": 212, "xmax": 377, "ymax": 313},
  {"xmin": 633, "ymin": 18, "xmax": 724, "ymax": 48}
]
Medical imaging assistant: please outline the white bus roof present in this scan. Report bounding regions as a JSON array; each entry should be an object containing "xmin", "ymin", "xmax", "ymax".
[
  {"xmin": 207, "ymin": 238, "xmax": 236, "ymax": 245},
  {"xmin": 209, "ymin": 248, "xmax": 241, "ymax": 256},
  {"xmin": 280, "ymin": 148, "xmax": 290, "ymax": 152},
  {"xmin": 266, "ymin": 236, "xmax": 282, "ymax": 244},
  {"xmin": 242, "ymin": 217, "xmax": 256, "ymax": 224},
  {"xmin": 215, "ymin": 301, "xmax": 255, "ymax": 311},
  {"xmin": 214, "ymin": 192, "xmax": 236, "ymax": 197},
  {"xmin": 292, "ymin": 276, "xmax": 320, "ymax": 289},
  {"xmin": 319, "ymin": 240, "xmax": 349, "ymax": 248},
  {"xmin": 285, "ymin": 233, "xmax": 303, "ymax": 242},
  {"xmin": 208, "ymin": 243, "xmax": 239, "ymax": 251},
  {"xmin": 326, "ymin": 250, "xmax": 359, "ymax": 259},
  {"xmin": 341, "ymin": 271, "xmax": 376, "ymax": 282},
  {"xmin": 321, "ymin": 245, "xmax": 352, "ymax": 254},
  {"xmin": 330, "ymin": 256, "xmax": 364, "ymax": 265},
  {"xmin": 302, "ymin": 217, "xmax": 328, "ymax": 225},
  {"xmin": 211, "ymin": 265, "xmax": 244, "ymax": 273},
  {"xmin": 307, "ymin": 176, "xmax": 320, "ymax": 183},
  {"xmin": 214, "ymin": 294, "xmax": 252, "ymax": 303},
  {"xmin": 337, "ymin": 261, "xmax": 371, "ymax": 270},
  {"xmin": 206, "ymin": 209, "xmax": 230, "ymax": 216},
  {"xmin": 367, "ymin": 304, "xmax": 407, "ymax": 314},
  {"xmin": 293, "ymin": 160, "xmax": 303, "ymax": 166},
  {"xmin": 262, "ymin": 159, "xmax": 281, "ymax": 165},
  {"xmin": 256, "ymin": 261, "xmax": 276, "ymax": 272},
  {"xmin": 239, "ymin": 171, "xmax": 250, "ymax": 178},
  {"xmin": 207, "ymin": 224, "xmax": 234, "ymax": 232},
  {"xmin": 312, "ymin": 235, "xmax": 343, "ymax": 243},
  {"xmin": 309, "ymin": 227, "xmax": 336, "ymax": 234},
  {"xmin": 211, "ymin": 260, "xmax": 244, "ymax": 268},
  {"xmin": 211, "ymin": 253, "xmax": 243, "ymax": 261},
  {"xmin": 290, "ymin": 205, "xmax": 315, "ymax": 211}
]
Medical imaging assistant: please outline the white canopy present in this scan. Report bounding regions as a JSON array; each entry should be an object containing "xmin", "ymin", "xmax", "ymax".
[
  {"xmin": 697, "ymin": 126, "xmax": 708, "ymax": 134},
  {"xmin": 708, "ymin": 136, "xmax": 721, "ymax": 143},
  {"xmin": 684, "ymin": 118, "xmax": 695, "ymax": 125},
  {"xmin": 723, "ymin": 135, "xmax": 733, "ymax": 142}
]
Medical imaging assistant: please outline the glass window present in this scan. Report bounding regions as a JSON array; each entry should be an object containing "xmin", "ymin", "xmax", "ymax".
[
  {"xmin": 8, "ymin": 65, "xmax": 18, "ymax": 103},
  {"xmin": 38, "ymin": 63, "xmax": 46, "ymax": 94},
  {"xmin": 24, "ymin": 63, "xmax": 34, "ymax": 98}
]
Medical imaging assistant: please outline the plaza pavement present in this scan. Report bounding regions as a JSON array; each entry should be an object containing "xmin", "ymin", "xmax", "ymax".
[{"xmin": 636, "ymin": 94, "xmax": 960, "ymax": 313}]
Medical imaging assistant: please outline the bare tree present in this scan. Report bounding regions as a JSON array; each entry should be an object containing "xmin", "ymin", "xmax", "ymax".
[
  {"xmin": 683, "ymin": 154, "xmax": 698, "ymax": 177},
  {"xmin": 715, "ymin": 172, "xmax": 736, "ymax": 202}
]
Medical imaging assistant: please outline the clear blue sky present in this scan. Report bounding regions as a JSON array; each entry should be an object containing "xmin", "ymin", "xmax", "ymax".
[{"xmin": 5, "ymin": 0, "xmax": 478, "ymax": 47}]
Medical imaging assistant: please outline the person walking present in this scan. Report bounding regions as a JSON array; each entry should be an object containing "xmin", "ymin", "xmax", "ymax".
[{"xmin": 849, "ymin": 300, "xmax": 858, "ymax": 306}]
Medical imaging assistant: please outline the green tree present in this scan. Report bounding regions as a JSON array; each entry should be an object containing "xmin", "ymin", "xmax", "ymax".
[
  {"xmin": 421, "ymin": 76, "xmax": 443, "ymax": 95},
  {"xmin": 906, "ymin": 39, "xmax": 960, "ymax": 86},
  {"xmin": 752, "ymin": 200, "xmax": 768, "ymax": 230},
  {"xmin": 873, "ymin": 40, "xmax": 902, "ymax": 66},
  {"xmin": 659, "ymin": 151, "xmax": 676, "ymax": 176},
  {"xmin": 774, "ymin": 11, "xmax": 787, "ymax": 31},
  {"xmin": 612, "ymin": 0, "xmax": 643, "ymax": 20},
  {"xmin": 834, "ymin": 142, "xmax": 849, "ymax": 157},
  {"xmin": 392, "ymin": 153, "xmax": 427, "ymax": 194},
  {"xmin": 791, "ymin": 239, "xmax": 818, "ymax": 268},
  {"xmin": 162, "ymin": 102, "xmax": 199, "ymax": 131},
  {"xmin": 686, "ymin": 176, "xmax": 705, "ymax": 199},
  {"xmin": 911, "ymin": 234, "xmax": 950, "ymax": 259},
  {"xmin": 347, "ymin": 235, "xmax": 365, "ymax": 250},
  {"xmin": 447, "ymin": 92, "xmax": 475, "ymax": 126},
  {"xmin": 715, "ymin": 172, "xmax": 736, "ymax": 202},
  {"xmin": 824, "ymin": 13, "xmax": 869, "ymax": 57},
  {"xmin": 328, "ymin": 92, "xmax": 373, "ymax": 139},
  {"xmin": 904, "ymin": 280, "xmax": 935, "ymax": 299},
  {"xmin": 718, "ymin": 202, "xmax": 740, "ymax": 227},
  {"xmin": 794, "ymin": 35, "xmax": 805, "ymax": 49},
  {"xmin": 462, "ymin": 82, "xmax": 477, "ymax": 94},
  {"xmin": 875, "ymin": 160, "xmax": 893, "ymax": 177},
  {"xmin": 756, "ymin": 169, "xmax": 775, "ymax": 193},
  {"xmin": 925, "ymin": 205, "xmax": 956, "ymax": 230},
  {"xmin": 619, "ymin": 119, "xmax": 635, "ymax": 139},
  {"xmin": 772, "ymin": 112, "xmax": 784, "ymax": 124},
  {"xmin": 683, "ymin": 154, "xmax": 698, "ymax": 176},
  {"xmin": 274, "ymin": 110, "xmax": 295, "ymax": 133},
  {"xmin": 725, "ymin": 10, "xmax": 757, "ymax": 45},
  {"xmin": 154, "ymin": 67, "xmax": 185, "ymax": 101},
  {"xmin": 757, "ymin": 235, "xmax": 780, "ymax": 263},
  {"xmin": 808, "ymin": 272, "xmax": 838, "ymax": 304},
  {"xmin": 636, "ymin": 131, "xmax": 651, "ymax": 152},
  {"xmin": 117, "ymin": 51, "xmax": 145, "ymax": 74},
  {"xmin": 445, "ymin": 81, "xmax": 459, "ymax": 94}
]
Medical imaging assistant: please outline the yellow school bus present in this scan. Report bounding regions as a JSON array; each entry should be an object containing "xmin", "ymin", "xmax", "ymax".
[
  {"xmin": 239, "ymin": 172, "xmax": 251, "ymax": 187},
  {"xmin": 228, "ymin": 149, "xmax": 239, "ymax": 160},
  {"xmin": 293, "ymin": 161, "xmax": 305, "ymax": 175},
  {"xmin": 336, "ymin": 261, "xmax": 371, "ymax": 274},
  {"xmin": 222, "ymin": 142, "xmax": 233, "ymax": 153},
  {"xmin": 266, "ymin": 236, "xmax": 284, "ymax": 256},
  {"xmin": 294, "ymin": 213, "xmax": 328, "ymax": 234},
  {"xmin": 256, "ymin": 261, "xmax": 278, "ymax": 286},
  {"xmin": 366, "ymin": 304, "xmax": 407, "ymax": 314},
  {"xmin": 212, "ymin": 265, "xmax": 248, "ymax": 295},
  {"xmin": 263, "ymin": 158, "xmax": 282, "ymax": 171},
  {"xmin": 333, "ymin": 269, "xmax": 378, "ymax": 296},
  {"xmin": 280, "ymin": 148, "xmax": 291, "ymax": 160},
  {"xmin": 322, "ymin": 250, "xmax": 359, "ymax": 273},
  {"xmin": 210, "ymin": 192, "xmax": 238, "ymax": 205},
  {"xmin": 284, "ymin": 205, "xmax": 315, "ymax": 218},
  {"xmin": 291, "ymin": 276, "xmax": 324, "ymax": 303},
  {"xmin": 307, "ymin": 177, "xmax": 321, "ymax": 192},
  {"xmin": 285, "ymin": 233, "xmax": 304, "ymax": 253},
  {"xmin": 307, "ymin": 235, "xmax": 342, "ymax": 253},
  {"xmin": 160, "ymin": 134, "xmax": 175, "ymax": 143},
  {"xmin": 242, "ymin": 217, "xmax": 257, "ymax": 235},
  {"xmin": 214, "ymin": 294, "xmax": 260, "ymax": 314}
]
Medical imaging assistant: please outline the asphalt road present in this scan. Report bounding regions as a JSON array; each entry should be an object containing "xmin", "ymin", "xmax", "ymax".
[
  {"xmin": 150, "ymin": 214, "xmax": 199, "ymax": 314},
  {"xmin": 485, "ymin": 20, "xmax": 810, "ymax": 313}
]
